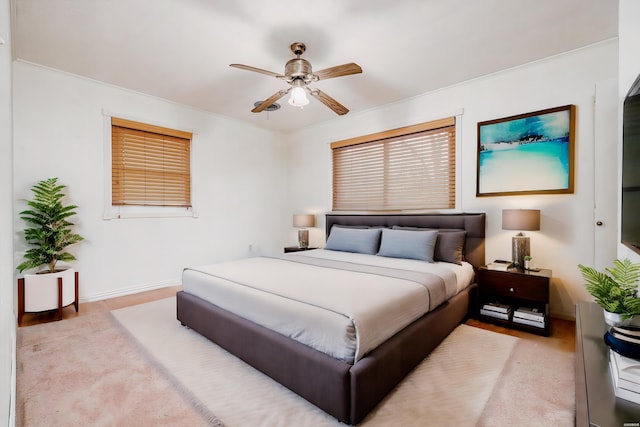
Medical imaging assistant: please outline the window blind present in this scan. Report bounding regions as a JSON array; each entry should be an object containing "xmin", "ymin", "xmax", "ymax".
[
  {"xmin": 331, "ymin": 118, "xmax": 455, "ymax": 211},
  {"xmin": 111, "ymin": 118, "xmax": 192, "ymax": 207}
]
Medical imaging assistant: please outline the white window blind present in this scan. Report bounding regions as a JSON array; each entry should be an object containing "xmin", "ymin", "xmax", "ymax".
[
  {"xmin": 111, "ymin": 118, "xmax": 192, "ymax": 207},
  {"xmin": 331, "ymin": 118, "xmax": 455, "ymax": 211}
]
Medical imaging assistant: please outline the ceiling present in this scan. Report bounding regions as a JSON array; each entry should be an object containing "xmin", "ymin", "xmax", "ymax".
[{"xmin": 12, "ymin": 0, "xmax": 618, "ymax": 133}]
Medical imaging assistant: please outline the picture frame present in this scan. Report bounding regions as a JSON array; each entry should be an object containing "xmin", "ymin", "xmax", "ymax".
[{"xmin": 476, "ymin": 105, "xmax": 576, "ymax": 197}]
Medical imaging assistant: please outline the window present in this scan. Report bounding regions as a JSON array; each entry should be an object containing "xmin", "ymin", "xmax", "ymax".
[
  {"xmin": 111, "ymin": 118, "xmax": 192, "ymax": 208},
  {"xmin": 331, "ymin": 117, "xmax": 456, "ymax": 211}
]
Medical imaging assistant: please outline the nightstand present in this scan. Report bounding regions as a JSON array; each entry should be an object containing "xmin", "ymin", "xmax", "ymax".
[
  {"xmin": 477, "ymin": 266, "xmax": 551, "ymax": 336},
  {"xmin": 284, "ymin": 246, "xmax": 318, "ymax": 253}
]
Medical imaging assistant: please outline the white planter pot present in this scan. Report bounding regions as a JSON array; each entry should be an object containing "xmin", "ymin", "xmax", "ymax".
[
  {"xmin": 603, "ymin": 310, "xmax": 640, "ymax": 328},
  {"xmin": 23, "ymin": 268, "xmax": 77, "ymax": 312}
]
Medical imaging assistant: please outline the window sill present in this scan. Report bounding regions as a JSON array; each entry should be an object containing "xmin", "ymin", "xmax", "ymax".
[{"xmin": 103, "ymin": 206, "xmax": 198, "ymax": 220}]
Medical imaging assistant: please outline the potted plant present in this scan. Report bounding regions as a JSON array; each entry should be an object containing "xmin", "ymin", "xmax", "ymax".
[
  {"xmin": 578, "ymin": 258, "xmax": 640, "ymax": 326},
  {"xmin": 16, "ymin": 178, "xmax": 84, "ymax": 324}
]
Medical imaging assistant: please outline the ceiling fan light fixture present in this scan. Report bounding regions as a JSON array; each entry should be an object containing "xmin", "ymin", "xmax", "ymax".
[{"xmin": 288, "ymin": 81, "xmax": 309, "ymax": 108}]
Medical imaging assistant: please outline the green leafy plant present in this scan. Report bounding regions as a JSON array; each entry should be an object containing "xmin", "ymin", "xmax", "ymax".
[
  {"xmin": 578, "ymin": 259, "xmax": 640, "ymax": 319},
  {"xmin": 17, "ymin": 178, "xmax": 84, "ymax": 274}
]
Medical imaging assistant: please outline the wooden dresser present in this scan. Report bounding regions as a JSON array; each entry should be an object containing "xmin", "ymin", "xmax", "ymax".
[{"xmin": 575, "ymin": 301, "xmax": 640, "ymax": 425}]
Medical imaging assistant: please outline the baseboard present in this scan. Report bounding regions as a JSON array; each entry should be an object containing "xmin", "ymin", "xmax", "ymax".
[{"xmin": 80, "ymin": 280, "xmax": 180, "ymax": 303}]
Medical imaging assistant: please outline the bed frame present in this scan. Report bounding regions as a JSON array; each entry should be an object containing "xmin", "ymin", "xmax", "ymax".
[{"xmin": 176, "ymin": 212, "xmax": 485, "ymax": 425}]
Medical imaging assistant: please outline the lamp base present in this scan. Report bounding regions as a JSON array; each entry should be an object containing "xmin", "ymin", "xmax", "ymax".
[
  {"xmin": 298, "ymin": 229, "xmax": 309, "ymax": 249},
  {"xmin": 512, "ymin": 234, "xmax": 530, "ymax": 269}
]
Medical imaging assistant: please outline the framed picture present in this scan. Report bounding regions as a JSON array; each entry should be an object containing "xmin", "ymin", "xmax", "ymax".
[{"xmin": 476, "ymin": 105, "xmax": 576, "ymax": 197}]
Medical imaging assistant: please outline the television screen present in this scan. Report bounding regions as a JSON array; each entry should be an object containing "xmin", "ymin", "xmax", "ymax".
[{"xmin": 622, "ymin": 74, "xmax": 640, "ymax": 254}]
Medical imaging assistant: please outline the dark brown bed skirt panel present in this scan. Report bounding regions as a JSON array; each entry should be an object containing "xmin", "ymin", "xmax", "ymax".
[{"xmin": 176, "ymin": 284, "xmax": 476, "ymax": 425}]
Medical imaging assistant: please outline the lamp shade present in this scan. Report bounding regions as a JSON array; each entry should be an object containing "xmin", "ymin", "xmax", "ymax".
[
  {"xmin": 288, "ymin": 86, "xmax": 309, "ymax": 107},
  {"xmin": 293, "ymin": 214, "xmax": 315, "ymax": 228},
  {"xmin": 502, "ymin": 209, "xmax": 540, "ymax": 231}
]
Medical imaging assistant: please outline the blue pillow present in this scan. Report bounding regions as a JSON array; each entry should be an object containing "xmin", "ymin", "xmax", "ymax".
[
  {"xmin": 377, "ymin": 228, "xmax": 438, "ymax": 262},
  {"xmin": 325, "ymin": 226, "xmax": 381, "ymax": 254},
  {"xmin": 392, "ymin": 226, "xmax": 466, "ymax": 265}
]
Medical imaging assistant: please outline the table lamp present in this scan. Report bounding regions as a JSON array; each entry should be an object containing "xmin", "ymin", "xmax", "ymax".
[
  {"xmin": 293, "ymin": 214, "xmax": 315, "ymax": 248},
  {"xmin": 502, "ymin": 209, "xmax": 540, "ymax": 269}
]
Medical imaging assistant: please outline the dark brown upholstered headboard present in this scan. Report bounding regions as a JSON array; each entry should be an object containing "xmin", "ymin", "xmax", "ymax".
[{"xmin": 325, "ymin": 213, "xmax": 486, "ymax": 269}]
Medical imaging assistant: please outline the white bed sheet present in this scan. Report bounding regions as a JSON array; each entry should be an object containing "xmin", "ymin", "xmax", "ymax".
[{"xmin": 182, "ymin": 249, "xmax": 474, "ymax": 363}]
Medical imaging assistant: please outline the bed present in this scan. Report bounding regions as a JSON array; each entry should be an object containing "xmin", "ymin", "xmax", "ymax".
[{"xmin": 177, "ymin": 212, "xmax": 485, "ymax": 425}]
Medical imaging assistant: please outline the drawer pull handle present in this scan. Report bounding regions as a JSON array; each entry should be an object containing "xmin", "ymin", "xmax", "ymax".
[{"xmin": 509, "ymin": 287, "xmax": 514, "ymax": 292}]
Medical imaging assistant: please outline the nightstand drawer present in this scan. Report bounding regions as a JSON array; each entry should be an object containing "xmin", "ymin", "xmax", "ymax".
[{"xmin": 478, "ymin": 269, "xmax": 550, "ymax": 302}]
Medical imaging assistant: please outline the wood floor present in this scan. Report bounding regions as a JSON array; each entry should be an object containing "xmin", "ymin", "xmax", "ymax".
[
  {"xmin": 18, "ymin": 284, "xmax": 576, "ymax": 353},
  {"xmin": 465, "ymin": 316, "xmax": 576, "ymax": 353},
  {"xmin": 17, "ymin": 285, "xmax": 183, "ymax": 328}
]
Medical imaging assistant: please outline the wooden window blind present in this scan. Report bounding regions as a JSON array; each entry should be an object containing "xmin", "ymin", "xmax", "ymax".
[
  {"xmin": 331, "ymin": 117, "xmax": 455, "ymax": 211},
  {"xmin": 111, "ymin": 118, "xmax": 192, "ymax": 207}
]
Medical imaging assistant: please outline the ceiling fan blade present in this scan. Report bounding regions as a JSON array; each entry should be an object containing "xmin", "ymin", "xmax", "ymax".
[
  {"xmin": 314, "ymin": 63, "xmax": 362, "ymax": 80},
  {"xmin": 230, "ymin": 64, "xmax": 284, "ymax": 79},
  {"xmin": 306, "ymin": 88, "xmax": 349, "ymax": 115},
  {"xmin": 251, "ymin": 88, "xmax": 291, "ymax": 113}
]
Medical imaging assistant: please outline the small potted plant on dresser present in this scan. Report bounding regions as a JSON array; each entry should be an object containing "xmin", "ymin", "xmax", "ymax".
[
  {"xmin": 578, "ymin": 258, "xmax": 640, "ymax": 327},
  {"xmin": 16, "ymin": 178, "xmax": 84, "ymax": 325}
]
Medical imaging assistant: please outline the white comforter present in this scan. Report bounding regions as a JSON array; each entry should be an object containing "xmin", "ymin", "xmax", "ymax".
[{"xmin": 182, "ymin": 249, "xmax": 474, "ymax": 364}]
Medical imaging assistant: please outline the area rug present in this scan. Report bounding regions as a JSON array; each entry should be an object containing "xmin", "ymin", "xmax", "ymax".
[
  {"xmin": 476, "ymin": 336, "xmax": 575, "ymax": 426},
  {"xmin": 112, "ymin": 297, "xmax": 518, "ymax": 426}
]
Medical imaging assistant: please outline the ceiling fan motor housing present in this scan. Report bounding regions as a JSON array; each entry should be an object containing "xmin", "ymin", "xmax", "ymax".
[{"xmin": 285, "ymin": 58, "xmax": 314, "ymax": 83}]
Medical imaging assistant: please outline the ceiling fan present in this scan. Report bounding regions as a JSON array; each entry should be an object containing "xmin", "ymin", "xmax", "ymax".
[{"xmin": 230, "ymin": 42, "xmax": 362, "ymax": 116}]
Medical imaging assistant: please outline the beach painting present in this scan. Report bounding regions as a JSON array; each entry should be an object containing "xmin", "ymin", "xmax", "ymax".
[{"xmin": 477, "ymin": 105, "xmax": 576, "ymax": 196}]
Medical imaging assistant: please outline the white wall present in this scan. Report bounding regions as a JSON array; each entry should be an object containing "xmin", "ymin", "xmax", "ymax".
[
  {"xmin": 286, "ymin": 40, "xmax": 618, "ymax": 320},
  {"xmin": 618, "ymin": 0, "xmax": 640, "ymax": 263},
  {"xmin": 13, "ymin": 62, "xmax": 290, "ymax": 301},
  {"xmin": 0, "ymin": 0, "xmax": 14, "ymax": 423}
]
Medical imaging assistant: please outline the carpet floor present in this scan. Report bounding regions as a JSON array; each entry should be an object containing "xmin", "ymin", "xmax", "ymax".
[
  {"xmin": 17, "ymin": 296, "xmax": 575, "ymax": 426},
  {"xmin": 16, "ymin": 306, "xmax": 221, "ymax": 426}
]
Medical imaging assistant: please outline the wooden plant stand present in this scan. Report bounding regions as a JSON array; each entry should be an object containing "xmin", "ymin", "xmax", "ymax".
[{"xmin": 17, "ymin": 271, "xmax": 79, "ymax": 326}]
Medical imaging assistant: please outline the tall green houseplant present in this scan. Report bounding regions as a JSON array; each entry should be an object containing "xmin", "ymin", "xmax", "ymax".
[
  {"xmin": 578, "ymin": 258, "xmax": 640, "ymax": 320},
  {"xmin": 17, "ymin": 178, "xmax": 84, "ymax": 273}
]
